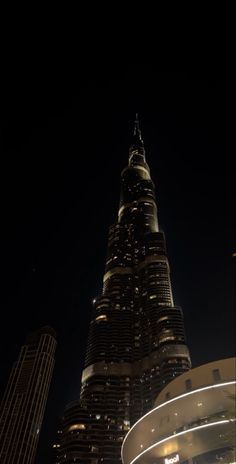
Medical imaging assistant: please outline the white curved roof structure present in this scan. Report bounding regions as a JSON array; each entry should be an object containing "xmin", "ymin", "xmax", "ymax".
[{"xmin": 122, "ymin": 358, "xmax": 236, "ymax": 464}]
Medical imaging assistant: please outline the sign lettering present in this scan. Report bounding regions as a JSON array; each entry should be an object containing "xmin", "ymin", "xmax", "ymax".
[{"xmin": 164, "ymin": 454, "xmax": 180, "ymax": 464}]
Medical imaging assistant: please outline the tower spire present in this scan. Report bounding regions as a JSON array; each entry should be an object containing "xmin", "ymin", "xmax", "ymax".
[
  {"xmin": 129, "ymin": 113, "xmax": 144, "ymax": 160},
  {"xmin": 133, "ymin": 113, "xmax": 143, "ymax": 141},
  {"xmin": 134, "ymin": 113, "xmax": 139, "ymax": 134}
]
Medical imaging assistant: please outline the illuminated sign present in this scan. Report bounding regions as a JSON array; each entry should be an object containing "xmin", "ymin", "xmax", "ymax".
[{"xmin": 164, "ymin": 454, "xmax": 179, "ymax": 464}]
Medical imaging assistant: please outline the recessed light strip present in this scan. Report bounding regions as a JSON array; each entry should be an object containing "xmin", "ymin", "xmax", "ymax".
[{"xmin": 128, "ymin": 420, "xmax": 230, "ymax": 464}]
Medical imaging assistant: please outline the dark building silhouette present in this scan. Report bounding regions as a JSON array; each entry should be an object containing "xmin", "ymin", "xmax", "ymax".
[
  {"xmin": 57, "ymin": 117, "xmax": 191, "ymax": 463},
  {"xmin": 0, "ymin": 326, "xmax": 56, "ymax": 464}
]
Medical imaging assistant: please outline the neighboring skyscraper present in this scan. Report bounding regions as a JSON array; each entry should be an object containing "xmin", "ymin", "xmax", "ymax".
[
  {"xmin": 0, "ymin": 326, "xmax": 56, "ymax": 464},
  {"xmin": 58, "ymin": 116, "xmax": 191, "ymax": 463}
]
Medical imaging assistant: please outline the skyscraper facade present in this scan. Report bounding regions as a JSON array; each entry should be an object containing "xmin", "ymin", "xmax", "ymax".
[
  {"xmin": 58, "ymin": 117, "xmax": 191, "ymax": 463},
  {"xmin": 0, "ymin": 326, "xmax": 56, "ymax": 464}
]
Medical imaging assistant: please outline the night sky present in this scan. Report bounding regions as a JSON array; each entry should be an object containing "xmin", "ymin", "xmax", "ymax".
[{"xmin": 0, "ymin": 72, "xmax": 235, "ymax": 463}]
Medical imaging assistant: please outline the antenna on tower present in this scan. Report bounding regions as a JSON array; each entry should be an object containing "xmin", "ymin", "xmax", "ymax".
[{"xmin": 134, "ymin": 113, "xmax": 141, "ymax": 136}]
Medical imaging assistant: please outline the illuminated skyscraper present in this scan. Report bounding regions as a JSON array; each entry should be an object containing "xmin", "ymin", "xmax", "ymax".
[
  {"xmin": 58, "ymin": 116, "xmax": 191, "ymax": 463},
  {"xmin": 0, "ymin": 326, "xmax": 56, "ymax": 464}
]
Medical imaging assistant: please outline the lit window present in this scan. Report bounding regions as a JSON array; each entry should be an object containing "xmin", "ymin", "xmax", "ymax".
[
  {"xmin": 95, "ymin": 315, "xmax": 108, "ymax": 322},
  {"xmin": 68, "ymin": 424, "xmax": 86, "ymax": 431},
  {"xmin": 159, "ymin": 335, "xmax": 175, "ymax": 343},
  {"xmin": 124, "ymin": 420, "xmax": 130, "ymax": 426},
  {"xmin": 91, "ymin": 445, "xmax": 99, "ymax": 453},
  {"xmin": 158, "ymin": 316, "xmax": 169, "ymax": 322}
]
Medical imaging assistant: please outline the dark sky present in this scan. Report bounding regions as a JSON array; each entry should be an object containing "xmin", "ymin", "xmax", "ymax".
[{"xmin": 0, "ymin": 71, "xmax": 235, "ymax": 463}]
